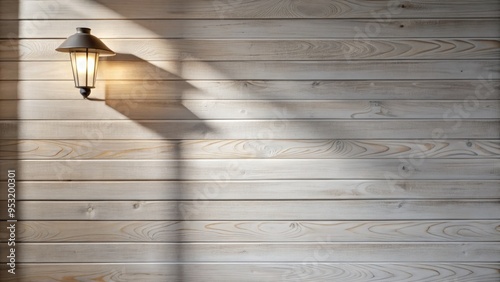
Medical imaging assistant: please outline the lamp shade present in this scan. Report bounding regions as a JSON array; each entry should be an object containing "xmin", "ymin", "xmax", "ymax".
[{"xmin": 56, "ymin": 27, "xmax": 115, "ymax": 98}]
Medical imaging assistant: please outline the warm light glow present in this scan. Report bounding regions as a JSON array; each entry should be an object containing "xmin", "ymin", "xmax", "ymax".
[
  {"xmin": 70, "ymin": 51, "xmax": 99, "ymax": 88},
  {"xmin": 76, "ymin": 54, "xmax": 95, "ymax": 74}
]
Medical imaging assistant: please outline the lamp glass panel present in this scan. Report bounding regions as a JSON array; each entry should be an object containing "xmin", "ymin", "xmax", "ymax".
[{"xmin": 69, "ymin": 51, "xmax": 99, "ymax": 88}]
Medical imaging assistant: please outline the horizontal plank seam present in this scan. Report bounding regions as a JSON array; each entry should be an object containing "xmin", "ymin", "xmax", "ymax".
[
  {"xmin": 8, "ymin": 262, "xmax": 500, "ymax": 265},
  {"xmin": 6, "ymin": 219, "xmax": 500, "ymax": 221},
  {"xmin": 0, "ymin": 242, "xmax": 500, "ymax": 245},
  {"xmin": 3, "ymin": 18, "xmax": 500, "ymax": 21},
  {"xmin": 5, "ymin": 58, "xmax": 500, "ymax": 62},
  {"xmin": 3, "ymin": 78, "xmax": 500, "ymax": 82}
]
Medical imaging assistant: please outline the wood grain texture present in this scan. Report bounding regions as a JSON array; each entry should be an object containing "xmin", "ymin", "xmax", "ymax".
[
  {"xmin": 1, "ymin": 0, "xmax": 499, "ymax": 274},
  {"xmin": 1, "ymin": 120, "xmax": 498, "ymax": 139},
  {"xmin": 3, "ymin": 80, "xmax": 499, "ymax": 100},
  {"xmin": 5, "ymin": 220, "xmax": 498, "ymax": 242},
  {"xmin": 2, "ymin": 100, "xmax": 499, "ymax": 120},
  {"xmin": 4, "ymin": 180, "xmax": 499, "ymax": 200},
  {"xmin": 2, "ymin": 139, "xmax": 498, "ymax": 160},
  {"xmin": 1, "ymin": 263, "xmax": 499, "ymax": 282},
  {"xmin": 3, "ymin": 39, "xmax": 499, "ymax": 61},
  {"xmin": 3, "ymin": 19, "xmax": 500, "ymax": 39},
  {"xmin": 3, "ymin": 0, "xmax": 500, "ymax": 19},
  {"xmin": 2, "ymin": 242, "xmax": 499, "ymax": 262},
  {"xmin": 8, "ymin": 200, "xmax": 500, "ymax": 220},
  {"xmin": 3, "ymin": 60, "xmax": 499, "ymax": 80},
  {"xmin": 1, "ymin": 159, "xmax": 499, "ymax": 180}
]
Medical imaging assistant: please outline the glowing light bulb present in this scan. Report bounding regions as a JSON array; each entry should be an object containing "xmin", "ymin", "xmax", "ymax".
[
  {"xmin": 76, "ymin": 55, "xmax": 95, "ymax": 73},
  {"xmin": 70, "ymin": 51, "xmax": 99, "ymax": 89}
]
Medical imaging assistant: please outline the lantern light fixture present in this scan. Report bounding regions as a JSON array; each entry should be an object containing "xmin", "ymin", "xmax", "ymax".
[{"xmin": 56, "ymin": 27, "xmax": 115, "ymax": 98}]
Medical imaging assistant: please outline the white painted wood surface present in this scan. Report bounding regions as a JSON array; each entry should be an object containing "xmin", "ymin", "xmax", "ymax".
[
  {"xmin": 1, "ymin": 159, "xmax": 499, "ymax": 180},
  {"xmin": 2, "ymin": 80, "xmax": 499, "ymax": 100},
  {"xmin": 1, "ymin": 139, "xmax": 498, "ymax": 159},
  {"xmin": 3, "ymin": 39, "xmax": 500, "ymax": 61},
  {"xmin": 1, "ymin": 100, "xmax": 499, "ymax": 119},
  {"xmin": 6, "ymin": 180, "xmax": 500, "ymax": 200},
  {"xmin": 5, "ymin": 220, "xmax": 498, "ymax": 242},
  {"xmin": 9, "ymin": 200, "xmax": 500, "ymax": 220},
  {"xmin": 2, "ymin": 243, "xmax": 499, "ymax": 263},
  {"xmin": 2, "ymin": 19, "xmax": 500, "ymax": 38},
  {"xmin": 3, "ymin": 0, "xmax": 500, "ymax": 19},
  {"xmin": 0, "ymin": 0, "xmax": 498, "ymax": 280},
  {"xmin": 3, "ymin": 60, "xmax": 499, "ymax": 80},
  {"xmin": 1, "ymin": 120, "xmax": 498, "ymax": 139},
  {"xmin": 0, "ymin": 263, "xmax": 498, "ymax": 282}
]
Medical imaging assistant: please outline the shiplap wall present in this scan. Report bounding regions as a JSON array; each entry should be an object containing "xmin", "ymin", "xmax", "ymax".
[{"xmin": 1, "ymin": 0, "xmax": 499, "ymax": 281}]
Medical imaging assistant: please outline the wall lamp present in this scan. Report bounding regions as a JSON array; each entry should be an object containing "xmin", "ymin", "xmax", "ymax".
[{"xmin": 56, "ymin": 27, "xmax": 115, "ymax": 98}]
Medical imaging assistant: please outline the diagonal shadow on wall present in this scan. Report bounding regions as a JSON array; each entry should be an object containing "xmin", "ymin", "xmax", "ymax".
[
  {"xmin": 86, "ymin": 2, "xmax": 234, "ymax": 279},
  {"xmin": 101, "ymin": 53, "xmax": 213, "ymax": 281},
  {"xmin": 65, "ymin": 0, "xmax": 352, "ymax": 280}
]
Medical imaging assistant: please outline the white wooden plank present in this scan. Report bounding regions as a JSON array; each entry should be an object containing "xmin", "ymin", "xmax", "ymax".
[
  {"xmin": 3, "ymin": 0, "xmax": 499, "ymax": 19},
  {"xmin": 3, "ymin": 243, "xmax": 499, "ymax": 262},
  {"xmin": 10, "ymin": 200, "xmax": 500, "ymax": 220},
  {"xmin": 6, "ymin": 220, "xmax": 499, "ymax": 242},
  {"xmin": 2, "ymin": 139, "xmax": 498, "ymax": 160},
  {"xmin": 1, "ymin": 263, "xmax": 499, "ymax": 282},
  {"xmin": 1, "ymin": 120, "xmax": 498, "ymax": 139},
  {"xmin": 2, "ymin": 100, "xmax": 499, "ymax": 120},
  {"xmin": 3, "ymin": 39, "xmax": 499, "ymax": 61},
  {"xmin": 2, "ymin": 80, "xmax": 499, "ymax": 100},
  {"xmin": 2, "ymin": 19, "xmax": 500, "ymax": 39},
  {"xmin": 5, "ymin": 180, "xmax": 499, "ymax": 200},
  {"xmin": 3, "ymin": 60, "xmax": 499, "ymax": 80},
  {"xmin": 1, "ymin": 159, "xmax": 498, "ymax": 180}
]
